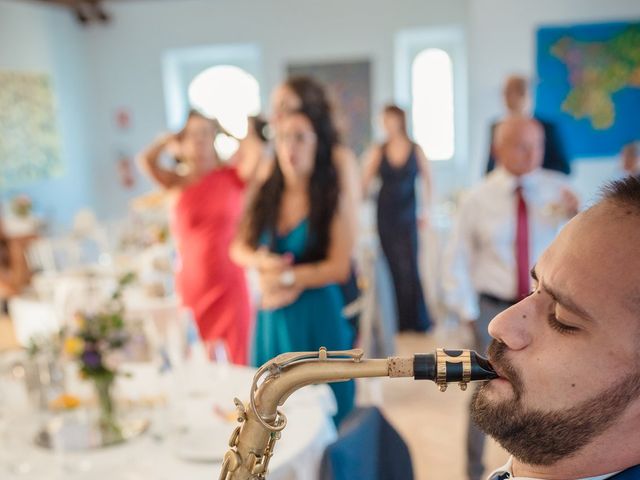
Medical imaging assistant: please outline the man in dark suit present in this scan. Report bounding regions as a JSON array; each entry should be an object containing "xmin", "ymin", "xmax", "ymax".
[
  {"xmin": 473, "ymin": 176, "xmax": 640, "ymax": 479},
  {"xmin": 486, "ymin": 75, "xmax": 571, "ymax": 175}
]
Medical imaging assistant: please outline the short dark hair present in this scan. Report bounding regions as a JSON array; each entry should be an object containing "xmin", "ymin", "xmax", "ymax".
[
  {"xmin": 601, "ymin": 176, "xmax": 640, "ymax": 212},
  {"xmin": 600, "ymin": 176, "xmax": 640, "ymax": 345}
]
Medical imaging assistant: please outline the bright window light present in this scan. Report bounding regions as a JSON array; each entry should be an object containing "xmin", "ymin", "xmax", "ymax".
[
  {"xmin": 214, "ymin": 134, "xmax": 240, "ymax": 161},
  {"xmin": 188, "ymin": 65, "xmax": 261, "ymax": 159},
  {"xmin": 411, "ymin": 48, "xmax": 455, "ymax": 161}
]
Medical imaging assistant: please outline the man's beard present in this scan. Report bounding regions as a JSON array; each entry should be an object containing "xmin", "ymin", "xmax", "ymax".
[{"xmin": 471, "ymin": 340, "xmax": 640, "ymax": 466}]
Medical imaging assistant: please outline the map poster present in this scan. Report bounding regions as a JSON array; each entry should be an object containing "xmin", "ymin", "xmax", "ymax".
[
  {"xmin": 535, "ymin": 21, "xmax": 640, "ymax": 159},
  {"xmin": 0, "ymin": 71, "xmax": 63, "ymax": 190},
  {"xmin": 287, "ymin": 60, "xmax": 371, "ymax": 156}
]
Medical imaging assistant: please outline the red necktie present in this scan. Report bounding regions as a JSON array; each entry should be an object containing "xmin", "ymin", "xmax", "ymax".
[{"xmin": 515, "ymin": 185, "xmax": 530, "ymax": 300}]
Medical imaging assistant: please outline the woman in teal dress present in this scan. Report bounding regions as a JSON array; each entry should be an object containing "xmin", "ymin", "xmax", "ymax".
[{"xmin": 232, "ymin": 106, "xmax": 355, "ymax": 426}]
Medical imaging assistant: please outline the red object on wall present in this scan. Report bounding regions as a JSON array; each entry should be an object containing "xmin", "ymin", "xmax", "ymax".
[
  {"xmin": 117, "ymin": 155, "xmax": 135, "ymax": 189},
  {"xmin": 115, "ymin": 108, "xmax": 131, "ymax": 130}
]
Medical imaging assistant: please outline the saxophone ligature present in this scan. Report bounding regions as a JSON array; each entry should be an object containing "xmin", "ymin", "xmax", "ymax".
[{"xmin": 219, "ymin": 347, "xmax": 497, "ymax": 480}]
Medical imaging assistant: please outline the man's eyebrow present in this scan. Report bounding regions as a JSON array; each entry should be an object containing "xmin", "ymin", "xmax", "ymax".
[{"xmin": 530, "ymin": 264, "xmax": 595, "ymax": 322}]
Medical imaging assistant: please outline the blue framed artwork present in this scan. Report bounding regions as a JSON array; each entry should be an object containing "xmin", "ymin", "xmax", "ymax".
[{"xmin": 535, "ymin": 21, "xmax": 640, "ymax": 159}]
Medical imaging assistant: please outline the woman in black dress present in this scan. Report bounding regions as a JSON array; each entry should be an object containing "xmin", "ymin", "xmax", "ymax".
[{"xmin": 362, "ymin": 105, "xmax": 433, "ymax": 332}]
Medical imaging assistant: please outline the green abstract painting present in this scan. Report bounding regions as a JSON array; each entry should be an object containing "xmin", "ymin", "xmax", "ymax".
[{"xmin": 0, "ymin": 72, "xmax": 63, "ymax": 189}]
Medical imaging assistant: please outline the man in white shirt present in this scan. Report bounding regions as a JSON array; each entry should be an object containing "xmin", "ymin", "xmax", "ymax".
[
  {"xmin": 473, "ymin": 175, "xmax": 640, "ymax": 479},
  {"xmin": 443, "ymin": 117, "xmax": 578, "ymax": 480},
  {"xmin": 488, "ymin": 456, "xmax": 620, "ymax": 480},
  {"xmin": 485, "ymin": 75, "xmax": 571, "ymax": 175}
]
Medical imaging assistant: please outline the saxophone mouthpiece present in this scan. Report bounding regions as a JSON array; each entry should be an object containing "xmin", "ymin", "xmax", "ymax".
[{"xmin": 413, "ymin": 348, "xmax": 498, "ymax": 391}]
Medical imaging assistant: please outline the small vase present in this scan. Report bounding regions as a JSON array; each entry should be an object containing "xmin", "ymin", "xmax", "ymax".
[
  {"xmin": 23, "ymin": 353, "xmax": 65, "ymax": 411},
  {"xmin": 93, "ymin": 376, "xmax": 122, "ymax": 445}
]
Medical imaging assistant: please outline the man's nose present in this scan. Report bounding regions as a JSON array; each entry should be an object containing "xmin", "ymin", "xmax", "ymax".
[{"xmin": 488, "ymin": 298, "xmax": 534, "ymax": 351}]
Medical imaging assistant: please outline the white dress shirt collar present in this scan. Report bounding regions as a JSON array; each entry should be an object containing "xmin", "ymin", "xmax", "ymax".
[
  {"xmin": 489, "ymin": 457, "xmax": 620, "ymax": 480},
  {"xmin": 489, "ymin": 166, "xmax": 539, "ymax": 192}
]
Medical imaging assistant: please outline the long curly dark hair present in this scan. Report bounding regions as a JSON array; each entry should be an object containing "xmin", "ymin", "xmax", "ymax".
[
  {"xmin": 286, "ymin": 76, "xmax": 339, "ymax": 134},
  {"xmin": 245, "ymin": 105, "xmax": 339, "ymax": 263}
]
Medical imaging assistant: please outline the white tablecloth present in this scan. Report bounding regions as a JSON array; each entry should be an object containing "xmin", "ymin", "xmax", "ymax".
[
  {"xmin": 8, "ymin": 286, "xmax": 180, "ymax": 349},
  {"xmin": 2, "ymin": 362, "xmax": 337, "ymax": 480},
  {"xmin": 7, "ymin": 295, "xmax": 60, "ymax": 347}
]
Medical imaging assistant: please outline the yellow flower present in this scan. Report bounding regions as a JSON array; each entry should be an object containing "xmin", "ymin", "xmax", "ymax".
[{"xmin": 64, "ymin": 336, "xmax": 84, "ymax": 356}]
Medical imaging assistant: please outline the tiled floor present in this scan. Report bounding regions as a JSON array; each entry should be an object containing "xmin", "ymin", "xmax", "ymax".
[{"xmin": 360, "ymin": 331, "xmax": 508, "ymax": 480}]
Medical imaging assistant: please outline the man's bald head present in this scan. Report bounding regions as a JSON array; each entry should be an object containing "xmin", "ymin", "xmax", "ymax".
[
  {"xmin": 503, "ymin": 75, "xmax": 530, "ymax": 115},
  {"xmin": 493, "ymin": 117, "xmax": 545, "ymax": 177}
]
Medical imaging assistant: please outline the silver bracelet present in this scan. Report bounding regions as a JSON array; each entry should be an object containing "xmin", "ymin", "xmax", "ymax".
[{"xmin": 279, "ymin": 269, "xmax": 296, "ymax": 288}]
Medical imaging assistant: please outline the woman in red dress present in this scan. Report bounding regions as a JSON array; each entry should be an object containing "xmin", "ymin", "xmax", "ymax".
[{"xmin": 138, "ymin": 111, "xmax": 262, "ymax": 364}]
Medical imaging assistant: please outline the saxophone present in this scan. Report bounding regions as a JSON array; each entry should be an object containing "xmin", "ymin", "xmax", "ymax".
[{"xmin": 219, "ymin": 347, "xmax": 497, "ymax": 480}]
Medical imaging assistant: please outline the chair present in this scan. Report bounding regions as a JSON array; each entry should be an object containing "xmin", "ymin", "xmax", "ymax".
[
  {"xmin": 24, "ymin": 237, "xmax": 57, "ymax": 273},
  {"xmin": 319, "ymin": 406, "xmax": 414, "ymax": 480},
  {"xmin": 357, "ymin": 241, "xmax": 397, "ymax": 358}
]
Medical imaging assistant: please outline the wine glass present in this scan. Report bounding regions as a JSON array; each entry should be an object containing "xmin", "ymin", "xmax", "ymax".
[
  {"xmin": 0, "ymin": 355, "xmax": 37, "ymax": 476},
  {"xmin": 48, "ymin": 408, "xmax": 92, "ymax": 476}
]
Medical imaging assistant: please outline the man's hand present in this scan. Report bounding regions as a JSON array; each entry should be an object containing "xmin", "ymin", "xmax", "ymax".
[
  {"xmin": 560, "ymin": 187, "xmax": 579, "ymax": 218},
  {"xmin": 546, "ymin": 188, "xmax": 579, "ymax": 221}
]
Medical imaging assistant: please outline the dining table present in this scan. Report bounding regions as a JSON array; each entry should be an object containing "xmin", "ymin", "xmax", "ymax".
[{"xmin": 0, "ymin": 356, "xmax": 338, "ymax": 480}]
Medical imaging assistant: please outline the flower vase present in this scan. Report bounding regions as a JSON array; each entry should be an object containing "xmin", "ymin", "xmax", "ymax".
[{"xmin": 93, "ymin": 376, "xmax": 122, "ymax": 445}]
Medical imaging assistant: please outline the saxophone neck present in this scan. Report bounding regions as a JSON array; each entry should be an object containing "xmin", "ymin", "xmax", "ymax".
[
  {"xmin": 252, "ymin": 347, "xmax": 498, "ymax": 420},
  {"xmin": 253, "ymin": 348, "xmax": 393, "ymax": 421}
]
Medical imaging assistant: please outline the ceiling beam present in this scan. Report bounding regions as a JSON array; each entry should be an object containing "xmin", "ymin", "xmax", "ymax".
[{"xmin": 34, "ymin": 0, "xmax": 112, "ymax": 25}]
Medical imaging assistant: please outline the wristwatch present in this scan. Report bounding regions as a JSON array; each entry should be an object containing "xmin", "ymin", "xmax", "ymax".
[{"xmin": 279, "ymin": 269, "xmax": 296, "ymax": 288}]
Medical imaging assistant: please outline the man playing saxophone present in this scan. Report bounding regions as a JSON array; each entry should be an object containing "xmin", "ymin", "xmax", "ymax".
[
  {"xmin": 475, "ymin": 176, "xmax": 640, "ymax": 480},
  {"xmin": 221, "ymin": 177, "xmax": 640, "ymax": 480}
]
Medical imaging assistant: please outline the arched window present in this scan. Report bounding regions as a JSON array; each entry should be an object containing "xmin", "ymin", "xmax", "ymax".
[
  {"xmin": 188, "ymin": 65, "xmax": 261, "ymax": 159},
  {"xmin": 411, "ymin": 48, "xmax": 455, "ymax": 161}
]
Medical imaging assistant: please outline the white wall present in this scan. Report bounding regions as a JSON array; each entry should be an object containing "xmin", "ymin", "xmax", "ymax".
[
  {"xmin": 468, "ymin": 0, "xmax": 640, "ymax": 202},
  {"xmin": 0, "ymin": 0, "xmax": 93, "ymax": 229},
  {"xmin": 81, "ymin": 0, "xmax": 468, "ymax": 219},
  {"xmin": 2, "ymin": 0, "xmax": 640, "ymax": 225}
]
